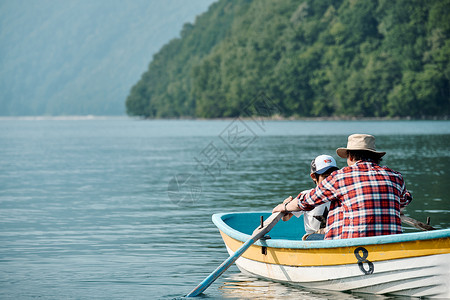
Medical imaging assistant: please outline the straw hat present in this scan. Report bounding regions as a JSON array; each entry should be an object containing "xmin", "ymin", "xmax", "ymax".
[{"xmin": 336, "ymin": 134, "xmax": 386, "ymax": 158}]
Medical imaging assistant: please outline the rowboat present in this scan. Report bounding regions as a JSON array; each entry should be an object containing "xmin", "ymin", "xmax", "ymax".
[{"xmin": 213, "ymin": 212, "xmax": 450, "ymax": 298}]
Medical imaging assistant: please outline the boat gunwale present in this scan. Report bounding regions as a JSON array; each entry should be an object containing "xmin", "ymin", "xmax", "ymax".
[{"xmin": 212, "ymin": 212, "xmax": 450, "ymax": 249}]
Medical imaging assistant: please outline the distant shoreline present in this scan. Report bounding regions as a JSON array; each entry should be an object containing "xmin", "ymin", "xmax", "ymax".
[
  {"xmin": 140, "ymin": 115, "xmax": 450, "ymax": 121},
  {"xmin": 181, "ymin": 115, "xmax": 450, "ymax": 121},
  {"xmin": 0, "ymin": 115, "xmax": 448, "ymax": 121},
  {"xmin": 0, "ymin": 115, "xmax": 128, "ymax": 121}
]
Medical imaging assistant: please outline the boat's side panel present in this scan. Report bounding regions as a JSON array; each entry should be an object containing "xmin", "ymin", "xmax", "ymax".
[
  {"xmin": 227, "ymin": 245, "xmax": 450, "ymax": 298},
  {"xmin": 220, "ymin": 231, "xmax": 450, "ymax": 267}
]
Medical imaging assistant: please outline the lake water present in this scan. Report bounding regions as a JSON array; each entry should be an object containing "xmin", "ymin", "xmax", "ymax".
[{"xmin": 1, "ymin": 118, "xmax": 449, "ymax": 299}]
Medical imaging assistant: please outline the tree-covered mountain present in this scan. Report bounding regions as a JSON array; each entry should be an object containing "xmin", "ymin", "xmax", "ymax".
[
  {"xmin": 0, "ymin": 0, "xmax": 215, "ymax": 116},
  {"xmin": 126, "ymin": 0, "xmax": 450, "ymax": 118}
]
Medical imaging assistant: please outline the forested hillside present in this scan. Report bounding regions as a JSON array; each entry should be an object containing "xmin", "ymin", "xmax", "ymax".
[{"xmin": 126, "ymin": 0, "xmax": 450, "ymax": 118}]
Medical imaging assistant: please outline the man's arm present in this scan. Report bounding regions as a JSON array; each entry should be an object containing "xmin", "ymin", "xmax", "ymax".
[
  {"xmin": 398, "ymin": 174, "xmax": 412, "ymax": 208},
  {"xmin": 400, "ymin": 189, "xmax": 412, "ymax": 208},
  {"xmin": 298, "ymin": 175, "xmax": 338, "ymax": 211}
]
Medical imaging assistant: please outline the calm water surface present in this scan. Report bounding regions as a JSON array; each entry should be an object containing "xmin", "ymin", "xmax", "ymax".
[{"xmin": 0, "ymin": 118, "xmax": 449, "ymax": 299}]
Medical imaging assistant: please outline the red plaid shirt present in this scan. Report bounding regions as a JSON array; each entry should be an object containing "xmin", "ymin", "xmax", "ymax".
[{"xmin": 297, "ymin": 161, "xmax": 412, "ymax": 240}]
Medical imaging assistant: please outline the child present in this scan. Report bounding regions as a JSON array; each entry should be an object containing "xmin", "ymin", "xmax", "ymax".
[{"xmin": 281, "ymin": 155, "xmax": 339, "ymax": 240}]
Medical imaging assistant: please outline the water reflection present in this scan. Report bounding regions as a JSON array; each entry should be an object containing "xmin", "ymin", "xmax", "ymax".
[{"xmin": 219, "ymin": 273, "xmax": 399, "ymax": 300}]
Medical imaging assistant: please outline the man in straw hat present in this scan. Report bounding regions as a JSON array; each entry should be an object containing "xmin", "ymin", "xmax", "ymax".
[{"xmin": 274, "ymin": 134, "xmax": 412, "ymax": 240}]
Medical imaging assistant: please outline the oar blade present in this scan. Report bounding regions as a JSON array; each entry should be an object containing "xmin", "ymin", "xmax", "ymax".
[
  {"xmin": 186, "ymin": 238, "xmax": 253, "ymax": 297},
  {"xmin": 186, "ymin": 212, "xmax": 284, "ymax": 297}
]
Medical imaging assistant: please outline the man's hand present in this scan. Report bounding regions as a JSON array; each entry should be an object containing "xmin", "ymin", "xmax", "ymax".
[{"xmin": 272, "ymin": 196, "xmax": 295, "ymax": 221}]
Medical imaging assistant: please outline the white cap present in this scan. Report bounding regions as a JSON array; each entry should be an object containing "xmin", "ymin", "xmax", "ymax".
[{"xmin": 310, "ymin": 155, "xmax": 338, "ymax": 175}]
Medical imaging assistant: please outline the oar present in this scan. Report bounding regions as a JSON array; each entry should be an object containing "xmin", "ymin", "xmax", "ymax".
[
  {"xmin": 186, "ymin": 211, "xmax": 285, "ymax": 297},
  {"xmin": 401, "ymin": 213, "xmax": 436, "ymax": 231}
]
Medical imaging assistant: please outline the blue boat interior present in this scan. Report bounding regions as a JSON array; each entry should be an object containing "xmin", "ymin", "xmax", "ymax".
[
  {"xmin": 222, "ymin": 212, "xmax": 306, "ymax": 240},
  {"xmin": 213, "ymin": 212, "xmax": 450, "ymax": 249}
]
